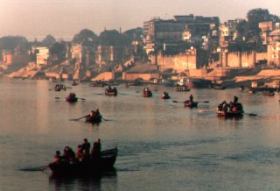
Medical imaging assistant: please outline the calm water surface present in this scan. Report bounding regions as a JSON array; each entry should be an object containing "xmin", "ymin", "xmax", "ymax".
[{"xmin": 0, "ymin": 79, "xmax": 280, "ymax": 191}]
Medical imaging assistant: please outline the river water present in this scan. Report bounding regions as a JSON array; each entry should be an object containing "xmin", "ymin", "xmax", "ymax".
[{"xmin": 0, "ymin": 79, "xmax": 280, "ymax": 191}]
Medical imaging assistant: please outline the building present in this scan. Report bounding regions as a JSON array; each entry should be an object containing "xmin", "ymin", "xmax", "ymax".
[
  {"xmin": 1, "ymin": 50, "xmax": 13, "ymax": 65},
  {"xmin": 35, "ymin": 47, "xmax": 49, "ymax": 65},
  {"xmin": 259, "ymin": 21, "xmax": 273, "ymax": 45},
  {"xmin": 144, "ymin": 15, "xmax": 220, "ymax": 55},
  {"xmin": 150, "ymin": 47, "xmax": 208, "ymax": 73},
  {"xmin": 70, "ymin": 44, "xmax": 83, "ymax": 63},
  {"xmin": 122, "ymin": 63, "xmax": 160, "ymax": 81},
  {"xmin": 95, "ymin": 45, "xmax": 124, "ymax": 66},
  {"xmin": 219, "ymin": 19, "xmax": 244, "ymax": 48},
  {"xmin": 267, "ymin": 29, "xmax": 280, "ymax": 66}
]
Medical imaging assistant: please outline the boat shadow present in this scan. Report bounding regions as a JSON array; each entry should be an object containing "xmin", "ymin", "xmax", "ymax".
[{"xmin": 49, "ymin": 168, "xmax": 117, "ymax": 191}]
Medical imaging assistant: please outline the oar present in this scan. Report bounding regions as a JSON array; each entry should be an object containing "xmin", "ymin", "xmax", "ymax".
[
  {"xmin": 198, "ymin": 101, "xmax": 210, "ymax": 104},
  {"xmin": 102, "ymin": 117, "xmax": 113, "ymax": 122},
  {"xmin": 172, "ymin": 100, "xmax": 209, "ymax": 103},
  {"xmin": 69, "ymin": 115, "xmax": 88, "ymax": 121},
  {"xmin": 244, "ymin": 113, "xmax": 257, "ymax": 117},
  {"xmin": 19, "ymin": 165, "xmax": 48, "ymax": 172},
  {"xmin": 78, "ymin": 97, "xmax": 86, "ymax": 101}
]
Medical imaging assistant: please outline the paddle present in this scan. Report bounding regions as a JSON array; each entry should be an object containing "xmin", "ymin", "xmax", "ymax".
[
  {"xmin": 78, "ymin": 98, "xmax": 86, "ymax": 101},
  {"xmin": 55, "ymin": 97, "xmax": 86, "ymax": 101},
  {"xmin": 19, "ymin": 165, "xmax": 48, "ymax": 172},
  {"xmin": 69, "ymin": 115, "xmax": 88, "ymax": 121},
  {"xmin": 244, "ymin": 113, "xmax": 257, "ymax": 117},
  {"xmin": 172, "ymin": 100, "xmax": 209, "ymax": 104}
]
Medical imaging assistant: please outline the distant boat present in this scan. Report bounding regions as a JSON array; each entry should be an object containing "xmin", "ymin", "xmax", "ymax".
[
  {"xmin": 184, "ymin": 100, "xmax": 198, "ymax": 108},
  {"xmin": 105, "ymin": 87, "xmax": 118, "ymax": 96},
  {"xmin": 66, "ymin": 93, "xmax": 78, "ymax": 103},
  {"xmin": 143, "ymin": 88, "xmax": 152, "ymax": 97}
]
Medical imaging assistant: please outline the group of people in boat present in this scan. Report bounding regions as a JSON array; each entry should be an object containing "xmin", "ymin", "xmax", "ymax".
[
  {"xmin": 66, "ymin": 93, "xmax": 78, "ymax": 103},
  {"xmin": 217, "ymin": 96, "xmax": 244, "ymax": 114},
  {"xmin": 184, "ymin": 94, "xmax": 198, "ymax": 108},
  {"xmin": 55, "ymin": 84, "xmax": 66, "ymax": 91},
  {"xmin": 161, "ymin": 91, "xmax": 170, "ymax": 99},
  {"xmin": 143, "ymin": 87, "xmax": 152, "ymax": 97},
  {"xmin": 105, "ymin": 86, "xmax": 118, "ymax": 96},
  {"xmin": 85, "ymin": 109, "xmax": 102, "ymax": 123},
  {"xmin": 51, "ymin": 138, "xmax": 102, "ymax": 165}
]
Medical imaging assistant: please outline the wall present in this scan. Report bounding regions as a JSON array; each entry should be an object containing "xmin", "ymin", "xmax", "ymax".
[
  {"xmin": 222, "ymin": 51, "xmax": 256, "ymax": 68},
  {"xmin": 122, "ymin": 72, "xmax": 160, "ymax": 81},
  {"xmin": 92, "ymin": 72, "xmax": 115, "ymax": 81}
]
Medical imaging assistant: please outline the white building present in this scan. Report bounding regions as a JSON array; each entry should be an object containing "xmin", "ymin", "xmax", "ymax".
[{"xmin": 35, "ymin": 47, "xmax": 49, "ymax": 65}]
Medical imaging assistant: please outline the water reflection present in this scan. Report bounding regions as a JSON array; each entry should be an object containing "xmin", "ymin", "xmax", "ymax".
[{"xmin": 49, "ymin": 169, "xmax": 117, "ymax": 191}]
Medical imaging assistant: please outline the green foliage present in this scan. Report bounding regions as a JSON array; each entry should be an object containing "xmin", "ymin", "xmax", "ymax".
[
  {"xmin": 0, "ymin": 36, "xmax": 29, "ymax": 51},
  {"xmin": 49, "ymin": 42, "xmax": 67, "ymax": 61},
  {"xmin": 41, "ymin": 35, "xmax": 56, "ymax": 47},
  {"xmin": 98, "ymin": 30, "xmax": 129, "ymax": 46},
  {"xmin": 72, "ymin": 29, "xmax": 98, "ymax": 46}
]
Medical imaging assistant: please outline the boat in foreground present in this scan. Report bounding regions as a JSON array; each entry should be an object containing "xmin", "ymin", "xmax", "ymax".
[{"xmin": 49, "ymin": 148, "xmax": 118, "ymax": 176}]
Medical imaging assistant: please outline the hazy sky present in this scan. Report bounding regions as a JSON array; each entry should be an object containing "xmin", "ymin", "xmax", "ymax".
[{"xmin": 0, "ymin": 0, "xmax": 279, "ymax": 40}]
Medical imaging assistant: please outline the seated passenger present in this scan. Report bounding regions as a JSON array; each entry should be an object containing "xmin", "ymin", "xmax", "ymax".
[
  {"xmin": 91, "ymin": 139, "xmax": 101, "ymax": 159},
  {"xmin": 76, "ymin": 145, "xmax": 83, "ymax": 162},
  {"xmin": 82, "ymin": 138, "xmax": 91, "ymax": 157},
  {"xmin": 53, "ymin": 150, "xmax": 62, "ymax": 164}
]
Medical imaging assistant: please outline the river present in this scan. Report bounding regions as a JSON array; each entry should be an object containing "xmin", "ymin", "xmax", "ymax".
[{"xmin": 0, "ymin": 79, "xmax": 280, "ymax": 191}]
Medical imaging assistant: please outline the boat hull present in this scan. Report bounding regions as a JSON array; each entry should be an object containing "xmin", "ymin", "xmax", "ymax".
[
  {"xmin": 49, "ymin": 148, "xmax": 118, "ymax": 176},
  {"xmin": 216, "ymin": 111, "xmax": 243, "ymax": 118},
  {"xmin": 184, "ymin": 101, "xmax": 198, "ymax": 108}
]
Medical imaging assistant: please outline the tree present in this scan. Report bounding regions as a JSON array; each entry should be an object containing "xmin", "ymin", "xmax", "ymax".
[
  {"xmin": 72, "ymin": 29, "xmax": 98, "ymax": 46},
  {"xmin": 41, "ymin": 35, "xmax": 56, "ymax": 47},
  {"xmin": 98, "ymin": 30, "xmax": 129, "ymax": 46},
  {"xmin": 0, "ymin": 36, "xmax": 29, "ymax": 51},
  {"xmin": 49, "ymin": 42, "xmax": 67, "ymax": 61}
]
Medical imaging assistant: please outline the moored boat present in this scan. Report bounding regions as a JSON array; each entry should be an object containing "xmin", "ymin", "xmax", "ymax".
[
  {"xmin": 49, "ymin": 148, "xmax": 118, "ymax": 176},
  {"xmin": 176, "ymin": 85, "xmax": 190, "ymax": 92}
]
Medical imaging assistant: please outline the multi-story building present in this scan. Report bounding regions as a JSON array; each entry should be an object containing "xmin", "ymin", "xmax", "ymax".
[
  {"xmin": 95, "ymin": 45, "xmax": 124, "ymax": 66},
  {"xmin": 259, "ymin": 21, "xmax": 274, "ymax": 45},
  {"xmin": 267, "ymin": 29, "xmax": 280, "ymax": 66},
  {"xmin": 144, "ymin": 15, "xmax": 219, "ymax": 55},
  {"xmin": 219, "ymin": 19, "xmax": 244, "ymax": 48},
  {"xmin": 35, "ymin": 47, "xmax": 49, "ymax": 65}
]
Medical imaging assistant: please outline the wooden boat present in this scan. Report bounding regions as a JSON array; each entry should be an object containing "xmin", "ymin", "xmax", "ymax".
[
  {"xmin": 54, "ymin": 84, "xmax": 66, "ymax": 91},
  {"xmin": 263, "ymin": 91, "xmax": 275, "ymax": 96},
  {"xmin": 85, "ymin": 114, "xmax": 102, "ymax": 124},
  {"xmin": 161, "ymin": 93, "xmax": 170, "ymax": 100},
  {"xmin": 184, "ymin": 100, "xmax": 198, "ymax": 108},
  {"xmin": 105, "ymin": 88, "xmax": 118, "ymax": 96},
  {"xmin": 49, "ymin": 148, "xmax": 118, "ymax": 176},
  {"xmin": 210, "ymin": 83, "xmax": 226, "ymax": 90},
  {"xmin": 66, "ymin": 93, "xmax": 78, "ymax": 103},
  {"xmin": 216, "ymin": 110, "xmax": 243, "ymax": 118}
]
